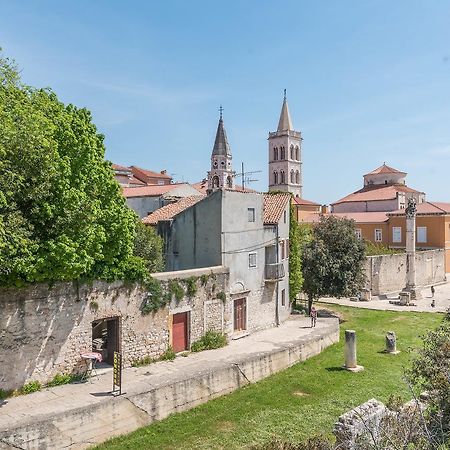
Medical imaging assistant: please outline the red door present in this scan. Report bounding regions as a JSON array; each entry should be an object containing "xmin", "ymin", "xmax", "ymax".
[
  {"xmin": 234, "ymin": 299, "xmax": 247, "ymax": 332},
  {"xmin": 172, "ymin": 312, "xmax": 189, "ymax": 353}
]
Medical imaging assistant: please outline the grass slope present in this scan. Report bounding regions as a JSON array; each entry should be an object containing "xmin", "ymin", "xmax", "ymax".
[{"xmin": 97, "ymin": 306, "xmax": 442, "ymax": 450}]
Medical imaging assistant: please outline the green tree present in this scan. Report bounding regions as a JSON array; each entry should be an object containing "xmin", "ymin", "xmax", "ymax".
[
  {"xmin": 302, "ymin": 215, "xmax": 366, "ymax": 313},
  {"xmin": 134, "ymin": 221, "xmax": 164, "ymax": 273},
  {"xmin": 289, "ymin": 204, "xmax": 311, "ymax": 301},
  {"xmin": 0, "ymin": 51, "xmax": 147, "ymax": 285}
]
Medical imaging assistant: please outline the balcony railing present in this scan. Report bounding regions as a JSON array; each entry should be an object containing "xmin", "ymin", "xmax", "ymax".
[{"xmin": 265, "ymin": 263, "xmax": 285, "ymax": 281}]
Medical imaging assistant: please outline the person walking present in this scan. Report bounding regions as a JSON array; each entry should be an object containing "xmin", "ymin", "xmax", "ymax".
[
  {"xmin": 431, "ymin": 285, "xmax": 435, "ymax": 298},
  {"xmin": 310, "ymin": 306, "xmax": 317, "ymax": 328}
]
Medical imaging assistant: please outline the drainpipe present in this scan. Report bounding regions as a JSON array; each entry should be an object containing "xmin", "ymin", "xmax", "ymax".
[{"xmin": 275, "ymin": 224, "xmax": 280, "ymax": 327}]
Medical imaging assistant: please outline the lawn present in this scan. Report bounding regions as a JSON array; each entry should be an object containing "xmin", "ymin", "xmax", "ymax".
[{"xmin": 97, "ymin": 305, "xmax": 443, "ymax": 450}]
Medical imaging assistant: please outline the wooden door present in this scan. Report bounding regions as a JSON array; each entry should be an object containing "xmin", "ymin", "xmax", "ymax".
[
  {"xmin": 234, "ymin": 298, "xmax": 247, "ymax": 332},
  {"xmin": 172, "ymin": 312, "xmax": 189, "ymax": 353}
]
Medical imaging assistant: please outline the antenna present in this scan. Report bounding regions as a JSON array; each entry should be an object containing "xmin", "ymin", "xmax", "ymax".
[{"xmin": 234, "ymin": 162, "xmax": 262, "ymax": 190}]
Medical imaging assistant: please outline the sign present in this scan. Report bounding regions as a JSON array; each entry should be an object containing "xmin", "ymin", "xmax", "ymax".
[{"xmin": 112, "ymin": 351, "xmax": 122, "ymax": 395}]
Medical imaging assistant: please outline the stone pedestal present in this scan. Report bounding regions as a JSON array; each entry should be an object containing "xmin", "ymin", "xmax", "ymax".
[
  {"xmin": 344, "ymin": 330, "xmax": 364, "ymax": 372},
  {"xmin": 385, "ymin": 331, "xmax": 400, "ymax": 354}
]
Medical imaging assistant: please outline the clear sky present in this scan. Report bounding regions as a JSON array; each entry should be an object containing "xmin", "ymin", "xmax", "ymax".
[{"xmin": 1, "ymin": 1, "xmax": 450, "ymax": 203}]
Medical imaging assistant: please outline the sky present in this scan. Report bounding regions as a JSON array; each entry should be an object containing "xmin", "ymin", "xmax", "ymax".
[{"xmin": 1, "ymin": 0, "xmax": 450, "ymax": 203}]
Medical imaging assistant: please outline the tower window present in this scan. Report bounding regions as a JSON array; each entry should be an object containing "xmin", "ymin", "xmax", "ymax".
[
  {"xmin": 273, "ymin": 171, "xmax": 278, "ymax": 185},
  {"xmin": 296, "ymin": 171, "xmax": 300, "ymax": 184},
  {"xmin": 290, "ymin": 145, "xmax": 294, "ymax": 160},
  {"xmin": 280, "ymin": 146, "xmax": 285, "ymax": 160},
  {"xmin": 290, "ymin": 170, "xmax": 295, "ymax": 184},
  {"xmin": 280, "ymin": 170, "xmax": 285, "ymax": 184},
  {"xmin": 212, "ymin": 176, "xmax": 220, "ymax": 188},
  {"xmin": 273, "ymin": 147, "xmax": 278, "ymax": 161},
  {"xmin": 226, "ymin": 176, "xmax": 233, "ymax": 188},
  {"xmin": 295, "ymin": 146, "xmax": 299, "ymax": 161}
]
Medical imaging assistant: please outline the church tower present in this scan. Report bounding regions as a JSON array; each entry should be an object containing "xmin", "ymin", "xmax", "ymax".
[
  {"xmin": 207, "ymin": 107, "xmax": 235, "ymax": 193},
  {"xmin": 268, "ymin": 91, "xmax": 302, "ymax": 197}
]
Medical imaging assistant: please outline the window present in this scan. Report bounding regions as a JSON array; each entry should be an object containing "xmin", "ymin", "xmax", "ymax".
[
  {"xmin": 295, "ymin": 146, "xmax": 299, "ymax": 160},
  {"xmin": 393, "ymin": 227, "xmax": 402, "ymax": 243},
  {"xmin": 273, "ymin": 147, "xmax": 278, "ymax": 161},
  {"xmin": 280, "ymin": 170, "xmax": 285, "ymax": 184},
  {"xmin": 283, "ymin": 210, "xmax": 287, "ymax": 223},
  {"xmin": 212, "ymin": 176, "xmax": 220, "ymax": 188},
  {"xmin": 226, "ymin": 176, "xmax": 233, "ymax": 188},
  {"xmin": 248, "ymin": 208, "xmax": 255, "ymax": 222},
  {"xmin": 290, "ymin": 145, "xmax": 294, "ymax": 159},
  {"xmin": 280, "ymin": 240, "xmax": 285, "ymax": 260},
  {"xmin": 281, "ymin": 289, "xmax": 286, "ymax": 307},
  {"xmin": 417, "ymin": 226, "xmax": 427, "ymax": 243},
  {"xmin": 375, "ymin": 229, "xmax": 382, "ymax": 242},
  {"xmin": 295, "ymin": 170, "xmax": 300, "ymax": 184},
  {"xmin": 290, "ymin": 169, "xmax": 295, "ymax": 183},
  {"xmin": 273, "ymin": 171, "xmax": 278, "ymax": 185},
  {"xmin": 248, "ymin": 252, "xmax": 257, "ymax": 268},
  {"xmin": 280, "ymin": 146, "xmax": 285, "ymax": 160},
  {"xmin": 355, "ymin": 229, "xmax": 362, "ymax": 240}
]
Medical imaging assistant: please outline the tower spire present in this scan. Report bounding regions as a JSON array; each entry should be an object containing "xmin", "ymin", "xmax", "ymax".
[{"xmin": 277, "ymin": 90, "xmax": 293, "ymax": 131}]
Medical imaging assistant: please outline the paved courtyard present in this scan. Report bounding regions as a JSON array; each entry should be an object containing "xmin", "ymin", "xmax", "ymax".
[{"xmin": 320, "ymin": 279, "xmax": 450, "ymax": 313}]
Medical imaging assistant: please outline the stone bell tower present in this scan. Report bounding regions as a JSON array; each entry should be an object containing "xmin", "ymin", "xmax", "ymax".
[
  {"xmin": 207, "ymin": 106, "xmax": 235, "ymax": 193},
  {"xmin": 268, "ymin": 91, "xmax": 303, "ymax": 197}
]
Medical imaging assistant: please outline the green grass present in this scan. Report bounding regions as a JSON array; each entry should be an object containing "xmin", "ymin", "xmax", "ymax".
[{"xmin": 96, "ymin": 305, "xmax": 442, "ymax": 450}]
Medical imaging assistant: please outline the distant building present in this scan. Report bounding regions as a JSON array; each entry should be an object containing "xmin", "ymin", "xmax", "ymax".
[
  {"xmin": 112, "ymin": 164, "xmax": 145, "ymax": 187},
  {"xmin": 331, "ymin": 163, "xmax": 426, "ymax": 213},
  {"xmin": 112, "ymin": 164, "xmax": 173, "ymax": 187}
]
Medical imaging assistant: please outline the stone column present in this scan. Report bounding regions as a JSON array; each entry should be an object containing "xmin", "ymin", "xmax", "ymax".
[
  {"xmin": 385, "ymin": 331, "xmax": 400, "ymax": 354},
  {"xmin": 344, "ymin": 330, "xmax": 364, "ymax": 372},
  {"xmin": 403, "ymin": 198, "xmax": 422, "ymax": 300}
]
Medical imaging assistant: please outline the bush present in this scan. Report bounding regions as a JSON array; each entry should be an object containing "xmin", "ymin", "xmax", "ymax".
[
  {"xmin": 365, "ymin": 240, "xmax": 402, "ymax": 256},
  {"xmin": 168, "ymin": 279, "xmax": 185, "ymax": 302},
  {"xmin": 131, "ymin": 356, "xmax": 156, "ymax": 367},
  {"xmin": 191, "ymin": 331, "xmax": 227, "ymax": 353},
  {"xmin": 46, "ymin": 373, "xmax": 72, "ymax": 387},
  {"xmin": 17, "ymin": 380, "xmax": 41, "ymax": 395},
  {"xmin": 184, "ymin": 276, "xmax": 198, "ymax": 297},
  {"xmin": 159, "ymin": 346, "xmax": 176, "ymax": 361}
]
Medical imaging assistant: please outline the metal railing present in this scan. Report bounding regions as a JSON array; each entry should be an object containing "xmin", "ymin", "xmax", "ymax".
[{"xmin": 265, "ymin": 263, "xmax": 285, "ymax": 281}]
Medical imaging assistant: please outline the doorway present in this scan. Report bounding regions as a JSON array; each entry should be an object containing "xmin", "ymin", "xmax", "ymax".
[
  {"xmin": 172, "ymin": 312, "xmax": 189, "ymax": 353},
  {"xmin": 233, "ymin": 298, "xmax": 247, "ymax": 332},
  {"xmin": 92, "ymin": 317, "xmax": 120, "ymax": 366}
]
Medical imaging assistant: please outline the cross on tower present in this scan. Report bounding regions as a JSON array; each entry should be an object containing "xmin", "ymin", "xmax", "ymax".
[{"xmin": 219, "ymin": 105, "xmax": 224, "ymax": 120}]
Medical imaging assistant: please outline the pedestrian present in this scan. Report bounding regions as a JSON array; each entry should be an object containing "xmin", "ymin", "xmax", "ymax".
[
  {"xmin": 310, "ymin": 306, "xmax": 317, "ymax": 328},
  {"xmin": 431, "ymin": 285, "xmax": 435, "ymax": 298},
  {"xmin": 431, "ymin": 298, "xmax": 435, "ymax": 308}
]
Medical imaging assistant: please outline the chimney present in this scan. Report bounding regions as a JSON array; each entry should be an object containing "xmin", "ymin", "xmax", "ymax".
[{"xmin": 321, "ymin": 205, "xmax": 328, "ymax": 214}]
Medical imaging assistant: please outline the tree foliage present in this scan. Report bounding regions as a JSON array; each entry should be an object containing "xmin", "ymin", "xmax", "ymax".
[
  {"xmin": 289, "ymin": 204, "xmax": 311, "ymax": 301},
  {"xmin": 302, "ymin": 215, "xmax": 366, "ymax": 311},
  {"xmin": 134, "ymin": 221, "xmax": 164, "ymax": 273},
  {"xmin": 0, "ymin": 51, "xmax": 148, "ymax": 286}
]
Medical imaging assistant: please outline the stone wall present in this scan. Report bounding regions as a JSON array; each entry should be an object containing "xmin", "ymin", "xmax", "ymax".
[
  {"xmin": 364, "ymin": 249, "xmax": 446, "ymax": 296},
  {"xmin": 0, "ymin": 266, "xmax": 228, "ymax": 391}
]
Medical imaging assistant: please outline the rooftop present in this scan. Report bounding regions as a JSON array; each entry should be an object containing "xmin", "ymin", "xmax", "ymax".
[
  {"xmin": 142, "ymin": 196, "xmax": 205, "ymax": 225},
  {"xmin": 302, "ymin": 211, "xmax": 389, "ymax": 224},
  {"xmin": 364, "ymin": 163, "xmax": 406, "ymax": 177},
  {"xmin": 263, "ymin": 193, "xmax": 292, "ymax": 225},
  {"xmin": 292, "ymin": 197, "xmax": 321, "ymax": 207},
  {"xmin": 388, "ymin": 201, "xmax": 450, "ymax": 216},
  {"xmin": 122, "ymin": 183, "xmax": 192, "ymax": 198}
]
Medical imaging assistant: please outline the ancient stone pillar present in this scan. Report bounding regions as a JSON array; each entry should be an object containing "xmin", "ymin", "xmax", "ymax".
[
  {"xmin": 403, "ymin": 198, "xmax": 422, "ymax": 300},
  {"xmin": 344, "ymin": 330, "xmax": 363, "ymax": 371},
  {"xmin": 385, "ymin": 331, "xmax": 399, "ymax": 354}
]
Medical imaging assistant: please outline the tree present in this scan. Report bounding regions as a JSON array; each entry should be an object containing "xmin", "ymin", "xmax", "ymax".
[
  {"xmin": 0, "ymin": 51, "xmax": 148, "ymax": 286},
  {"xmin": 289, "ymin": 204, "xmax": 311, "ymax": 301},
  {"xmin": 134, "ymin": 222, "xmax": 164, "ymax": 273},
  {"xmin": 302, "ymin": 215, "xmax": 366, "ymax": 312}
]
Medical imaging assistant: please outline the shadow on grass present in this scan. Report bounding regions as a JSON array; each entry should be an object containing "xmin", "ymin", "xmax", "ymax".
[{"xmin": 325, "ymin": 367, "xmax": 346, "ymax": 372}]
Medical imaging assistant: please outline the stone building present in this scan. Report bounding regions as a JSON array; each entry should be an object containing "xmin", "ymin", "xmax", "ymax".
[{"xmin": 268, "ymin": 91, "xmax": 303, "ymax": 197}]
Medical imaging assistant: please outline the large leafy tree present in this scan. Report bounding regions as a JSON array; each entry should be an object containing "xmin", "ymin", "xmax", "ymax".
[
  {"xmin": 302, "ymin": 215, "xmax": 366, "ymax": 312},
  {"xmin": 0, "ymin": 52, "xmax": 148, "ymax": 286},
  {"xmin": 134, "ymin": 222, "xmax": 164, "ymax": 273}
]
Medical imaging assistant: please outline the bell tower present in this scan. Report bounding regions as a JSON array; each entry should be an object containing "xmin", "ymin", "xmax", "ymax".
[
  {"xmin": 268, "ymin": 91, "xmax": 302, "ymax": 197},
  {"xmin": 207, "ymin": 106, "xmax": 235, "ymax": 193}
]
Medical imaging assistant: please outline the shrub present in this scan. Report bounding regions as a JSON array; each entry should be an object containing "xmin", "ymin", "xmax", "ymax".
[
  {"xmin": 168, "ymin": 279, "xmax": 185, "ymax": 302},
  {"xmin": 18, "ymin": 380, "xmax": 41, "ymax": 395},
  {"xmin": 365, "ymin": 240, "xmax": 402, "ymax": 256},
  {"xmin": 46, "ymin": 373, "xmax": 72, "ymax": 387},
  {"xmin": 216, "ymin": 291, "xmax": 226, "ymax": 302},
  {"xmin": 159, "ymin": 346, "xmax": 176, "ymax": 361},
  {"xmin": 184, "ymin": 276, "xmax": 198, "ymax": 297},
  {"xmin": 131, "ymin": 356, "xmax": 156, "ymax": 367},
  {"xmin": 191, "ymin": 331, "xmax": 227, "ymax": 353}
]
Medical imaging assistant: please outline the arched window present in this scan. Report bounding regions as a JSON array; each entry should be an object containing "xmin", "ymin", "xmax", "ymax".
[
  {"xmin": 290, "ymin": 169, "xmax": 295, "ymax": 183},
  {"xmin": 226, "ymin": 176, "xmax": 233, "ymax": 188},
  {"xmin": 290, "ymin": 145, "xmax": 294, "ymax": 160},
  {"xmin": 296, "ymin": 171, "xmax": 300, "ymax": 184},
  {"xmin": 212, "ymin": 176, "xmax": 220, "ymax": 188},
  {"xmin": 273, "ymin": 147, "xmax": 278, "ymax": 161},
  {"xmin": 280, "ymin": 170, "xmax": 285, "ymax": 184},
  {"xmin": 273, "ymin": 171, "xmax": 278, "ymax": 185},
  {"xmin": 280, "ymin": 146, "xmax": 285, "ymax": 160},
  {"xmin": 295, "ymin": 146, "xmax": 299, "ymax": 161}
]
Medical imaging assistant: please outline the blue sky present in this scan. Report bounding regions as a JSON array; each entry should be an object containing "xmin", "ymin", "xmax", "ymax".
[{"xmin": 1, "ymin": 0, "xmax": 450, "ymax": 203}]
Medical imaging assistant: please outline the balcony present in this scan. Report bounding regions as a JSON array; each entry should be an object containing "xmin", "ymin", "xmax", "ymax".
[{"xmin": 265, "ymin": 263, "xmax": 285, "ymax": 282}]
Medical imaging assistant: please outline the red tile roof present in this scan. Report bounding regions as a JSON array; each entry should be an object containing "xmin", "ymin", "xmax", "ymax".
[
  {"xmin": 112, "ymin": 163, "xmax": 131, "ymax": 172},
  {"xmin": 142, "ymin": 196, "xmax": 204, "ymax": 225},
  {"xmin": 332, "ymin": 184, "xmax": 423, "ymax": 205},
  {"xmin": 364, "ymin": 163, "xmax": 406, "ymax": 176},
  {"xmin": 292, "ymin": 197, "xmax": 321, "ymax": 206},
  {"xmin": 388, "ymin": 201, "xmax": 450, "ymax": 216},
  {"xmin": 115, "ymin": 174, "xmax": 146, "ymax": 186},
  {"xmin": 263, "ymin": 193, "xmax": 292, "ymax": 224},
  {"xmin": 122, "ymin": 183, "xmax": 189, "ymax": 198},
  {"xmin": 192, "ymin": 180, "xmax": 258, "ymax": 195},
  {"xmin": 302, "ymin": 211, "xmax": 389, "ymax": 224},
  {"xmin": 131, "ymin": 166, "xmax": 172, "ymax": 181}
]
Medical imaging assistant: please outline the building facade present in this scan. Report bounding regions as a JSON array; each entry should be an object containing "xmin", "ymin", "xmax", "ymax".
[{"xmin": 268, "ymin": 92, "xmax": 303, "ymax": 197}]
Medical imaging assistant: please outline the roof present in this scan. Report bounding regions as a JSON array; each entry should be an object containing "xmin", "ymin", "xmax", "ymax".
[
  {"xmin": 142, "ymin": 196, "xmax": 205, "ymax": 225},
  {"xmin": 332, "ymin": 184, "xmax": 424, "ymax": 205},
  {"xmin": 122, "ymin": 183, "xmax": 188, "ymax": 198},
  {"xmin": 212, "ymin": 117, "xmax": 232, "ymax": 157},
  {"xmin": 292, "ymin": 197, "xmax": 321, "ymax": 207},
  {"xmin": 263, "ymin": 193, "xmax": 292, "ymax": 224},
  {"xmin": 277, "ymin": 95, "xmax": 293, "ymax": 132},
  {"xmin": 131, "ymin": 166, "xmax": 172, "ymax": 181},
  {"xmin": 112, "ymin": 163, "xmax": 131, "ymax": 172},
  {"xmin": 388, "ymin": 201, "xmax": 450, "ymax": 216},
  {"xmin": 303, "ymin": 211, "xmax": 389, "ymax": 224},
  {"xmin": 115, "ymin": 174, "xmax": 146, "ymax": 186},
  {"xmin": 364, "ymin": 163, "xmax": 406, "ymax": 177},
  {"xmin": 193, "ymin": 180, "xmax": 258, "ymax": 195}
]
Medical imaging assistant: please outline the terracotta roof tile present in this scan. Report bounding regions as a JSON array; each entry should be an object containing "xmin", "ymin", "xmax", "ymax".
[
  {"xmin": 263, "ymin": 193, "xmax": 291, "ymax": 225},
  {"xmin": 302, "ymin": 211, "xmax": 389, "ymax": 224},
  {"xmin": 364, "ymin": 163, "xmax": 406, "ymax": 176},
  {"xmin": 131, "ymin": 166, "xmax": 172, "ymax": 180},
  {"xmin": 292, "ymin": 197, "xmax": 321, "ymax": 206},
  {"xmin": 388, "ymin": 201, "xmax": 450, "ymax": 215},
  {"xmin": 142, "ymin": 196, "xmax": 205, "ymax": 225},
  {"xmin": 122, "ymin": 183, "xmax": 189, "ymax": 198},
  {"xmin": 332, "ymin": 184, "xmax": 423, "ymax": 205}
]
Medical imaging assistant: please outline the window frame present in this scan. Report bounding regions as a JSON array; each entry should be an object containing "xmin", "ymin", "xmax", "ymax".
[
  {"xmin": 417, "ymin": 226, "xmax": 427, "ymax": 244},
  {"xmin": 355, "ymin": 228, "xmax": 362, "ymax": 240},
  {"xmin": 375, "ymin": 228, "xmax": 383, "ymax": 242},
  {"xmin": 248, "ymin": 252, "xmax": 257, "ymax": 268},
  {"xmin": 247, "ymin": 207, "xmax": 256, "ymax": 223},
  {"xmin": 392, "ymin": 227, "xmax": 402, "ymax": 243}
]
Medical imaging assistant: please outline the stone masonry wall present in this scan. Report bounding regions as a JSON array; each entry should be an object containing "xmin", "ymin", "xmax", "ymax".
[
  {"xmin": 364, "ymin": 249, "xmax": 446, "ymax": 296},
  {"xmin": 0, "ymin": 266, "xmax": 229, "ymax": 391}
]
